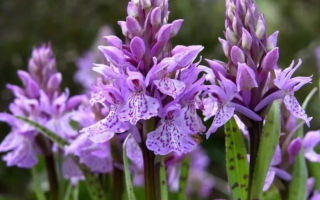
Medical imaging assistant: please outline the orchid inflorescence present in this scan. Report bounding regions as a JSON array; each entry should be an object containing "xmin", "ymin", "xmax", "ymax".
[{"xmin": 1, "ymin": 0, "xmax": 320, "ymax": 200}]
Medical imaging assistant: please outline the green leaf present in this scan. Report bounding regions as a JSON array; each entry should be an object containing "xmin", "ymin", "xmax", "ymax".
[
  {"xmin": 32, "ymin": 167, "xmax": 47, "ymax": 200},
  {"xmin": 262, "ymin": 185, "xmax": 281, "ymax": 200},
  {"xmin": 288, "ymin": 127, "xmax": 308, "ymax": 200},
  {"xmin": 14, "ymin": 115, "xmax": 69, "ymax": 147},
  {"xmin": 250, "ymin": 101, "xmax": 281, "ymax": 199},
  {"xmin": 178, "ymin": 155, "xmax": 190, "ymax": 200},
  {"xmin": 224, "ymin": 118, "xmax": 249, "ymax": 200},
  {"xmin": 160, "ymin": 158, "xmax": 168, "ymax": 200},
  {"xmin": 122, "ymin": 134, "xmax": 136, "ymax": 200}
]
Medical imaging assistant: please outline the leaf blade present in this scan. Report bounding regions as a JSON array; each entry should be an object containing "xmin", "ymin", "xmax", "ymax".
[
  {"xmin": 225, "ymin": 117, "xmax": 249, "ymax": 200},
  {"xmin": 123, "ymin": 134, "xmax": 136, "ymax": 200},
  {"xmin": 250, "ymin": 101, "xmax": 281, "ymax": 199}
]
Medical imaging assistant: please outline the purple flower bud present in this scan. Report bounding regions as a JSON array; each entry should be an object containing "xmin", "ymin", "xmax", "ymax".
[
  {"xmin": 230, "ymin": 46, "xmax": 245, "ymax": 64},
  {"xmin": 127, "ymin": 2, "xmax": 138, "ymax": 17},
  {"xmin": 171, "ymin": 19, "xmax": 184, "ymax": 37},
  {"xmin": 255, "ymin": 16, "xmax": 266, "ymax": 39},
  {"xmin": 218, "ymin": 38, "xmax": 230, "ymax": 57},
  {"xmin": 151, "ymin": 7, "xmax": 162, "ymax": 26},
  {"xmin": 236, "ymin": 63, "xmax": 258, "ymax": 91},
  {"xmin": 241, "ymin": 28, "xmax": 252, "ymax": 50},
  {"xmin": 130, "ymin": 36, "xmax": 146, "ymax": 59},
  {"xmin": 267, "ymin": 31, "xmax": 279, "ymax": 51},
  {"xmin": 47, "ymin": 73, "xmax": 62, "ymax": 93},
  {"xmin": 118, "ymin": 21, "xmax": 128, "ymax": 36},
  {"xmin": 126, "ymin": 16, "xmax": 142, "ymax": 36},
  {"xmin": 157, "ymin": 24, "xmax": 172, "ymax": 43},
  {"xmin": 261, "ymin": 47, "xmax": 279, "ymax": 71},
  {"xmin": 288, "ymin": 137, "xmax": 302, "ymax": 164},
  {"xmin": 226, "ymin": 28, "xmax": 238, "ymax": 45},
  {"xmin": 103, "ymin": 36, "xmax": 123, "ymax": 49},
  {"xmin": 99, "ymin": 46, "xmax": 125, "ymax": 66}
]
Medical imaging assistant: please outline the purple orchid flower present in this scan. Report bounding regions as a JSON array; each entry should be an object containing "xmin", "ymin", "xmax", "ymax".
[
  {"xmin": 0, "ymin": 44, "xmax": 85, "ymax": 169},
  {"xmin": 202, "ymin": 0, "xmax": 311, "ymax": 137},
  {"xmin": 81, "ymin": 0, "xmax": 206, "ymax": 156}
]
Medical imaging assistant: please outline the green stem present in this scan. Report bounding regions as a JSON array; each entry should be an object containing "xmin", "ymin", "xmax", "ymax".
[
  {"xmin": 160, "ymin": 158, "xmax": 168, "ymax": 200},
  {"xmin": 36, "ymin": 135, "xmax": 58, "ymax": 200},
  {"xmin": 110, "ymin": 137, "xmax": 124, "ymax": 200},
  {"xmin": 178, "ymin": 155, "xmax": 190, "ymax": 200},
  {"xmin": 142, "ymin": 119, "xmax": 159, "ymax": 200},
  {"xmin": 32, "ymin": 167, "xmax": 46, "ymax": 200},
  {"xmin": 248, "ymin": 121, "xmax": 262, "ymax": 199}
]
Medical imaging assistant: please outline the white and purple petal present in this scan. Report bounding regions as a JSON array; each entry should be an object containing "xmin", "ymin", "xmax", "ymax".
[{"xmin": 146, "ymin": 119, "xmax": 196, "ymax": 155}]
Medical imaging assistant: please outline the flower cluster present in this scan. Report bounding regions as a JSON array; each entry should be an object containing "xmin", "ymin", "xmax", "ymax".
[
  {"xmin": 202, "ymin": 0, "xmax": 312, "ymax": 137},
  {"xmin": 81, "ymin": 0, "xmax": 206, "ymax": 155}
]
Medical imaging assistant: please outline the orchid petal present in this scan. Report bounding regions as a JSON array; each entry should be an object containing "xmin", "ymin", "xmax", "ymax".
[
  {"xmin": 154, "ymin": 77, "xmax": 185, "ymax": 98},
  {"xmin": 146, "ymin": 119, "xmax": 196, "ymax": 155},
  {"xmin": 118, "ymin": 93, "xmax": 160, "ymax": 125},
  {"xmin": 283, "ymin": 94, "xmax": 312, "ymax": 126}
]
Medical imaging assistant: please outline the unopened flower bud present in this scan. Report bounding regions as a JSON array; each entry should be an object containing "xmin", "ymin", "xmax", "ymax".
[
  {"xmin": 126, "ymin": 16, "xmax": 142, "ymax": 36},
  {"xmin": 127, "ymin": 2, "xmax": 138, "ymax": 17},
  {"xmin": 267, "ymin": 31, "xmax": 279, "ymax": 51},
  {"xmin": 226, "ymin": 28, "xmax": 238, "ymax": 45},
  {"xmin": 151, "ymin": 7, "xmax": 162, "ymax": 26},
  {"xmin": 255, "ymin": 17, "xmax": 266, "ymax": 39},
  {"xmin": 241, "ymin": 28, "xmax": 252, "ymax": 50},
  {"xmin": 130, "ymin": 36, "xmax": 146, "ymax": 59},
  {"xmin": 230, "ymin": 46, "xmax": 245, "ymax": 64}
]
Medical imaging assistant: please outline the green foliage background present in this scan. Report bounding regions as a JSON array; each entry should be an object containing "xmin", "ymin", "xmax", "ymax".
[{"xmin": 0, "ymin": 0, "xmax": 320, "ymax": 199}]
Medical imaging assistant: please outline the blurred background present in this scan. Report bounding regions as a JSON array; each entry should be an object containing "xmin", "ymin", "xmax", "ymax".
[{"xmin": 0, "ymin": 0, "xmax": 320, "ymax": 199}]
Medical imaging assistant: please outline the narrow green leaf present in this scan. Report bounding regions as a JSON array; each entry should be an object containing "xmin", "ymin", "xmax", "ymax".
[
  {"xmin": 250, "ymin": 101, "xmax": 281, "ymax": 199},
  {"xmin": 123, "ymin": 134, "xmax": 136, "ymax": 200},
  {"xmin": 160, "ymin": 158, "xmax": 168, "ymax": 200},
  {"xmin": 225, "ymin": 118, "xmax": 249, "ymax": 200},
  {"xmin": 262, "ymin": 185, "xmax": 281, "ymax": 200},
  {"xmin": 32, "ymin": 167, "xmax": 47, "ymax": 200},
  {"xmin": 178, "ymin": 155, "xmax": 190, "ymax": 200},
  {"xmin": 14, "ymin": 115, "xmax": 69, "ymax": 147},
  {"xmin": 302, "ymin": 87, "xmax": 317, "ymax": 109},
  {"xmin": 15, "ymin": 116, "xmax": 105, "ymax": 200},
  {"xmin": 288, "ymin": 127, "xmax": 308, "ymax": 200}
]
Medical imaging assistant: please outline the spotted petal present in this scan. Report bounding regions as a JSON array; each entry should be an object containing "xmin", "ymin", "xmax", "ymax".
[
  {"xmin": 146, "ymin": 119, "xmax": 196, "ymax": 155},
  {"xmin": 118, "ymin": 92, "xmax": 160, "ymax": 125},
  {"xmin": 81, "ymin": 108, "xmax": 130, "ymax": 143},
  {"xmin": 283, "ymin": 94, "xmax": 312, "ymax": 126},
  {"xmin": 206, "ymin": 104, "xmax": 235, "ymax": 138},
  {"xmin": 154, "ymin": 77, "xmax": 185, "ymax": 98},
  {"xmin": 178, "ymin": 105, "xmax": 205, "ymax": 134}
]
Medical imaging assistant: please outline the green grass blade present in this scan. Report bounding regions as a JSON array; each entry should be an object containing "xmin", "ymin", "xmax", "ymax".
[
  {"xmin": 122, "ymin": 134, "xmax": 136, "ymax": 200},
  {"xmin": 160, "ymin": 158, "xmax": 168, "ymax": 200},
  {"xmin": 14, "ymin": 115, "xmax": 69, "ymax": 147},
  {"xmin": 224, "ymin": 118, "xmax": 249, "ymax": 200},
  {"xmin": 32, "ymin": 167, "xmax": 47, "ymax": 200},
  {"xmin": 178, "ymin": 155, "xmax": 190, "ymax": 200},
  {"xmin": 288, "ymin": 127, "xmax": 308, "ymax": 200},
  {"xmin": 250, "ymin": 101, "xmax": 281, "ymax": 199}
]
